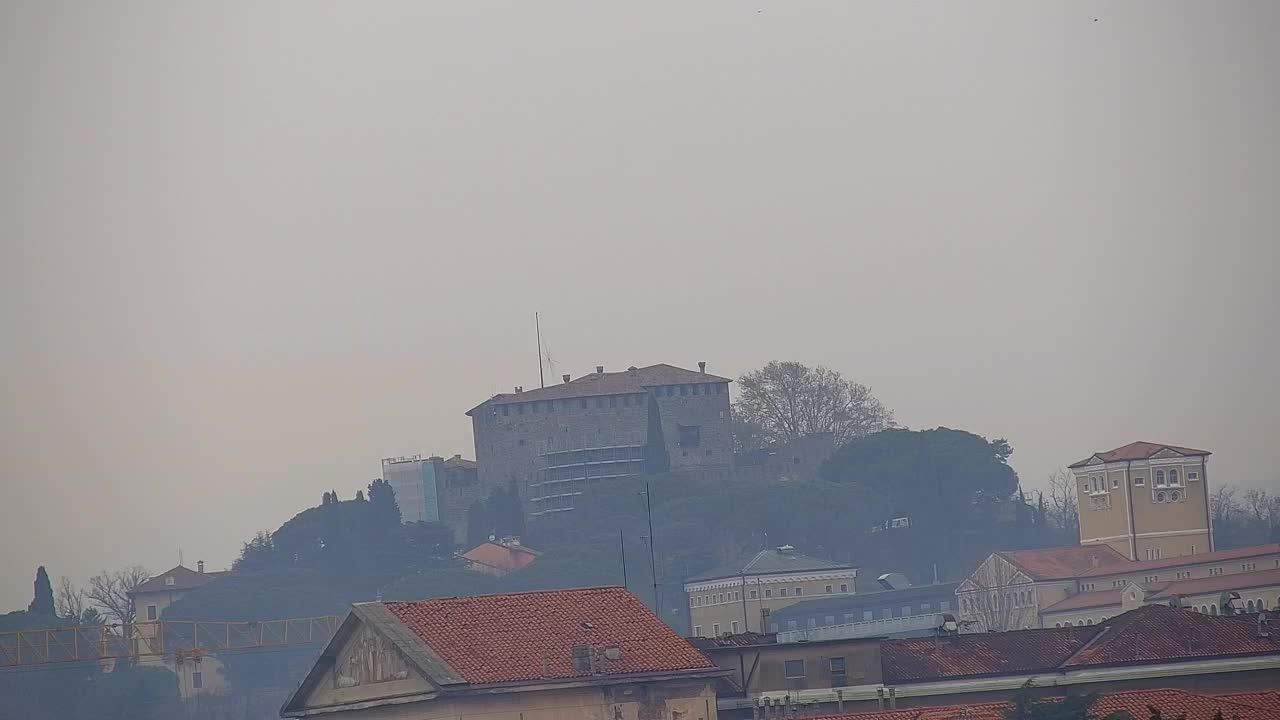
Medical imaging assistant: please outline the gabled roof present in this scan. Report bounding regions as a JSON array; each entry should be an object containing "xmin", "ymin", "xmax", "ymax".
[
  {"xmin": 1069, "ymin": 441, "xmax": 1210, "ymax": 468},
  {"xmin": 383, "ymin": 586, "xmax": 716, "ymax": 685},
  {"xmin": 467, "ymin": 363, "xmax": 731, "ymax": 414},
  {"xmin": 282, "ymin": 586, "xmax": 722, "ymax": 716},
  {"xmin": 686, "ymin": 548, "xmax": 855, "ymax": 583},
  {"xmin": 129, "ymin": 565, "xmax": 226, "ymax": 595},
  {"xmin": 810, "ymin": 688, "xmax": 1280, "ymax": 720},
  {"xmin": 882, "ymin": 605, "xmax": 1280, "ymax": 684},
  {"xmin": 461, "ymin": 541, "xmax": 541, "ymax": 574},
  {"xmin": 997, "ymin": 545, "xmax": 1130, "ymax": 580}
]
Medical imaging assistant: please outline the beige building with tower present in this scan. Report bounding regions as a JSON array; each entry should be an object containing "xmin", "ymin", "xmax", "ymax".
[
  {"xmin": 1068, "ymin": 441, "xmax": 1212, "ymax": 561},
  {"xmin": 683, "ymin": 546, "xmax": 857, "ymax": 637},
  {"xmin": 128, "ymin": 562, "xmax": 229, "ymax": 697}
]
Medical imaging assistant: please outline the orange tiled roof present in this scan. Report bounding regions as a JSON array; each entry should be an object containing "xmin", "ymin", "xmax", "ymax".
[
  {"xmin": 1069, "ymin": 441, "xmax": 1210, "ymax": 468},
  {"xmin": 883, "ymin": 605, "xmax": 1280, "ymax": 683},
  {"xmin": 1216, "ymin": 691, "xmax": 1280, "ymax": 714},
  {"xmin": 1150, "ymin": 566, "xmax": 1280, "ymax": 600},
  {"xmin": 461, "ymin": 541, "xmax": 540, "ymax": 574},
  {"xmin": 1039, "ymin": 588, "xmax": 1128, "ymax": 614},
  {"xmin": 812, "ymin": 688, "xmax": 1278, "ymax": 720},
  {"xmin": 998, "ymin": 545, "xmax": 1131, "ymax": 580},
  {"xmin": 383, "ymin": 586, "xmax": 715, "ymax": 684}
]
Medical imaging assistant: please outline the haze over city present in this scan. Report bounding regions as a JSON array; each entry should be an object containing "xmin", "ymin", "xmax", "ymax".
[{"xmin": 3, "ymin": 0, "xmax": 1278, "ymax": 620}]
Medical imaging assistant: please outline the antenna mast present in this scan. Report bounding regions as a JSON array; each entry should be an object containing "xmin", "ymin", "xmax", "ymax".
[{"xmin": 536, "ymin": 312, "xmax": 545, "ymax": 388}]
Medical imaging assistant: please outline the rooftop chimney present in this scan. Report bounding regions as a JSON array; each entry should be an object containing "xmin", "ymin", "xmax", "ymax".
[
  {"xmin": 596, "ymin": 365, "xmax": 604, "ymax": 374},
  {"xmin": 514, "ymin": 386, "xmax": 523, "ymax": 393},
  {"xmin": 698, "ymin": 361, "xmax": 706, "ymax": 373},
  {"xmin": 562, "ymin": 374, "xmax": 571, "ymax": 384},
  {"xmin": 197, "ymin": 561, "xmax": 204, "ymax": 574}
]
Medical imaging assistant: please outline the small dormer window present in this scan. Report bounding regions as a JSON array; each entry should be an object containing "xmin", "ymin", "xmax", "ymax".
[{"xmin": 164, "ymin": 576, "xmax": 175, "ymax": 586}]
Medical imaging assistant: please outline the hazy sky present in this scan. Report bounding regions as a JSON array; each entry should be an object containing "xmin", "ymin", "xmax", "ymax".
[{"xmin": 2, "ymin": 2, "xmax": 1278, "ymax": 612}]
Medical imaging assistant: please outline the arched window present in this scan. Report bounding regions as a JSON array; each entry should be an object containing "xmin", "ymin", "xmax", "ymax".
[
  {"xmin": 1168, "ymin": 469, "xmax": 1180, "ymax": 485},
  {"xmin": 1210, "ymin": 604, "xmax": 1218, "ymax": 615},
  {"xmin": 1086, "ymin": 618, "xmax": 1094, "ymax": 625},
  {"xmin": 1247, "ymin": 600, "xmax": 1256, "ymax": 612},
  {"xmin": 1054, "ymin": 622, "xmax": 1062, "ymax": 628},
  {"xmin": 1155, "ymin": 469, "xmax": 1166, "ymax": 486}
]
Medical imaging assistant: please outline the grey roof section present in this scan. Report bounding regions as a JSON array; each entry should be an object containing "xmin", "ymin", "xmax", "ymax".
[
  {"xmin": 686, "ymin": 549, "xmax": 856, "ymax": 583},
  {"xmin": 352, "ymin": 602, "xmax": 466, "ymax": 686},
  {"xmin": 769, "ymin": 582, "xmax": 962, "ymax": 621}
]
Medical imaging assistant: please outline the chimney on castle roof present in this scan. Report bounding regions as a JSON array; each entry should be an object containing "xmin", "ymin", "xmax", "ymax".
[
  {"xmin": 197, "ymin": 561, "xmax": 204, "ymax": 574},
  {"xmin": 596, "ymin": 365, "xmax": 604, "ymax": 374},
  {"xmin": 562, "ymin": 374, "xmax": 571, "ymax": 384},
  {"xmin": 698, "ymin": 361, "xmax": 706, "ymax": 373}
]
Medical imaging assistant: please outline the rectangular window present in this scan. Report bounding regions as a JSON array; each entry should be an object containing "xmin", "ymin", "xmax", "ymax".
[
  {"xmin": 1177, "ymin": 571, "xmax": 1191, "ymax": 579},
  {"xmin": 735, "ymin": 591, "xmax": 740, "ymax": 600},
  {"xmin": 191, "ymin": 671, "xmax": 203, "ymax": 690},
  {"xmin": 580, "ymin": 398, "xmax": 588, "ymax": 409},
  {"xmin": 1134, "ymin": 476, "xmax": 1145, "ymax": 486},
  {"xmin": 694, "ymin": 626, "xmax": 703, "ymax": 637},
  {"xmin": 902, "ymin": 606, "xmax": 912, "ymax": 616},
  {"xmin": 609, "ymin": 396, "xmax": 618, "ymax": 408},
  {"xmin": 1188, "ymin": 471, "xmax": 1199, "ymax": 481},
  {"xmin": 829, "ymin": 657, "xmax": 846, "ymax": 675},
  {"xmin": 146, "ymin": 605, "xmax": 158, "ymax": 621},
  {"xmin": 690, "ymin": 597, "xmax": 696, "ymax": 607},
  {"xmin": 731, "ymin": 621, "xmax": 738, "ymax": 633},
  {"xmin": 794, "ymin": 587, "xmax": 803, "ymax": 596},
  {"xmin": 1243, "ymin": 563, "xmax": 1257, "ymax": 571},
  {"xmin": 750, "ymin": 590, "xmax": 758, "ymax": 599},
  {"xmin": 502, "ymin": 405, "xmax": 510, "ymax": 416},
  {"xmin": 824, "ymin": 615, "xmax": 835, "ymax": 624},
  {"xmin": 786, "ymin": 620, "xmax": 798, "ymax": 630},
  {"xmin": 863, "ymin": 611, "xmax": 874, "ymax": 621},
  {"xmin": 596, "ymin": 397, "xmax": 605, "ymax": 408},
  {"xmin": 921, "ymin": 603, "xmax": 932, "ymax": 613},
  {"xmin": 844, "ymin": 613, "xmax": 855, "ymax": 623},
  {"xmin": 807, "ymin": 618, "xmax": 817, "ymax": 629},
  {"xmin": 784, "ymin": 659, "xmax": 805, "ymax": 679},
  {"xmin": 780, "ymin": 588, "xmax": 788, "ymax": 597},
  {"xmin": 678, "ymin": 424, "xmax": 701, "ymax": 447},
  {"xmin": 765, "ymin": 589, "xmax": 772, "ymax": 598},
  {"xmin": 1112, "ymin": 477, "xmax": 1119, "ymax": 489},
  {"xmin": 825, "ymin": 585, "xmax": 833, "ymax": 593},
  {"xmin": 1144, "ymin": 575, "xmax": 1159, "ymax": 583},
  {"xmin": 940, "ymin": 600, "xmax": 950, "ymax": 612},
  {"xmin": 840, "ymin": 583, "xmax": 849, "ymax": 593},
  {"xmin": 712, "ymin": 623, "xmax": 720, "ymax": 636},
  {"xmin": 881, "ymin": 608, "xmax": 892, "ymax": 619}
]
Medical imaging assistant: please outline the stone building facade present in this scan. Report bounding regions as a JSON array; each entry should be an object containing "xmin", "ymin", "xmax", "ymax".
[{"xmin": 467, "ymin": 363, "xmax": 733, "ymax": 518}]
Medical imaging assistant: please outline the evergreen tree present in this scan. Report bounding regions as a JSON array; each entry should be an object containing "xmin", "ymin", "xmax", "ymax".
[
  {"xmin": 368, "ymin": 478, "xmax": 402, "ymax": 526},
  {"xmin": 28, "ymin": 566, "xmax": 55, "ymax": 616}
]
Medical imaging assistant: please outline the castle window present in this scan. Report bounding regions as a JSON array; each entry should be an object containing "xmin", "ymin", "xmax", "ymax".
[
  {"xmin": 502, "ymin": 405, "xmax": 509, "ymax": 417},
  {"xmin": 609, "ymin": 396, "xmax": 618, "ymax": 408},
  {"xmin": 1133, "ymin": 476, "xmax": 1145, "ymax": 486},
  {"xmin": 693, "ymin": 384, "xmax": 702, "ymax": 395},
  {"xmin": 678, "ymin": 425, "xmax": 702, "ymax": 448},
  {"xmin": 596, "ymin": 397, "xmax": 605, "ymax": 408},
  {"xmin": 680, "ymin": 385, "xmax": 689, "ymax": 396},
  {"xmin": 1188, "ymin": 471, "xmax": 1199, "ymax": 481},
  {"xmin": 580, "ymin": 398, "xmax": 588, "ymax": 409}
]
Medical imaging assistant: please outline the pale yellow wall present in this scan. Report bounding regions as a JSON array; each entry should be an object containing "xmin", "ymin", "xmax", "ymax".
[
  {"xmin": 1080, "ymin": 551, "xmax": 1280, "ymax": 588},
  {"xmin": 1176, "ymin": 583, "xmax": 1280, "ymax": 614},
  {"xmin": 1042, "ymin": 608, "xmax": 1117, "ymax": 627},
  {"xmin": 302, "ymin": 680, "xmax": 718, "ymax": 720},
  {"xmin": 1073, "ymin": 457, "xmax": 1211, "ymax": 561},
  {"xmin": 686, "ymin": 573, "xmax": 855, "ymax": 636}
]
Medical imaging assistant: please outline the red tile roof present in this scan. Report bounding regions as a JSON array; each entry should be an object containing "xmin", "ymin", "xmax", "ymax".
[
  {"xmin": 383, "ymin": 586, "xmax": 715, "ymax": 685},
  {"xmin": 883, "ymin": 605, "xmax": 1280, "ymax": 683},
  {"xmin": 1150, "ymin": 566, "xmax": 1280, "ymax": 600},
  {"xmin": 467, "ymin": 363, "xmax": 731, "ymax": 413},
  {"xmin": 812, "ymin": 688, "xmax": 1279, "ymax": 720},
  {"xmin": 1079, "ymin": 543, "xmax": 1280, "ymax": 578},
  {"xmin": 998, "ymin": 545, "xmax": 1131, "ymax": 580},
  {"xmin": 1216, "ymin": 692, "xmax": 1280, "ymax": 714},
  {"xmin": 882, "ymin": 626, "xmax": 1097, "ymax": 682},
  {"xmin": 1062, "ymin": 604, "xmax": 1280, "ymax": 668},
  {"xmin": 1069, "ymin": 441, "xmax": 1210, "ymax": 468},
  {"xmin": 461, "ymin": 541, "xmax": 540, "ymax": 575}
]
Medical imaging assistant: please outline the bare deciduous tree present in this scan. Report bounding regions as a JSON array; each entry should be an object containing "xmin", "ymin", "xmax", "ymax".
[
  {"xmin": 54, "ymin": 576, "xmax": 88, "ymax": 621},
  {"xmin": 87, "ymin": 565, "xmax": 150, "ymax": 626},
  {"xmin": 1043, "ymin": 468, "xmax": 1080, "ymax": 538},
  {"xmin": 957, "ymin": 554, "xmax": 1038, "ymax": 633},
  {"xmin": 735, "ymin": 361, "xmax": 893, "ymax": 446}
]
